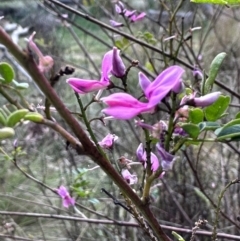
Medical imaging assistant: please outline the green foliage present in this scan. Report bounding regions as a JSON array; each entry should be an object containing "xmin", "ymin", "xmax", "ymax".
[
  {"xmin": 172, "ymin": 231, "xmax": 185, "ymax": 241},
  {"xmin": 114, "ymin": 37, "xmax": 130, "ymax": 50},
  {"xmin": 138, "ymin": 31, "xmax": 157, "ymax": 44},
  {"xmin": 203, "ymin": 52, "xmax": 226, "ymax": 95},
  {"xmin": 0, "ymin": 62, "xmax": 15, "ymax": 83},
  {"xmin": 6, "ymin": 109, "xmax": 29, "ymax": 127},
  {"xmin": 12, "ymin": 80, "xmax": 29, "ymax": 90},
  {"xmin": 215, "ymin": 124, "xmax": 240, "ymax": 140},
  {"xmin": 189, "ymin": 108, "xmax": 204, "ymax": 124},
  {"xmin": 179, "ymin": 123, "xmax": 200, "ymax": 139},
  {"xmin": 191, "ymin": 0, "xmax": 240, "ymax": 4},
  {"xmin": 198, "ymin": 122, "xmax": 220, "ymax": 132},
  {"xmin": 204, "ymin": 95, "xmax": 230, "ymax": 121},
  {"xmin": 0, "ymin": 127, "xmax": 15, "ymax": 140},
  {"xmin": 73, "ymin": 169, "xmax": 92, "ymax": 198}
]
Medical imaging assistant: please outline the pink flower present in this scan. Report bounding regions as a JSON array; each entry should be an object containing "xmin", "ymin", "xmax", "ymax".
[
  {"xmin": 110, "ymin": 20, "xmax": 124, "ymax": 27},
  {"xmin": 156, "ymin": 144, "xmax": 176, "ymax": 171},
  {"xmin": 67, "ymin": 47, "xmax": 125, "ymax": 94},
  {"xmin": 57, "ymin": 186, "xmax": 75, "ymax": 208},
  {"xmin": 136, "ymin": 143, "xmax": 159, "ymax": 172},
  {"xmin": 98, "ymin": 133, "xmax": 118, "ymax": 149},
  {"xmin": 101, "ymin": 93, "xmax": 154, "ymax": 119},
  {"xmin": 193, "ymin": 92, "xmax": 221, "ymax": 107},
  {"xmin": 130, "ymin": 12, "xmax": 146, "ymax": 22},
  {"xmin": 121, "ymin": 169, "xmax": 138, "ymax": 185},
  {"xmin": 180, "ymin": 91, "xmax": 221, "ymax": 107},
  {"xmin": 102, "ymin": 66, "xmax": 185, "ymax": 119},
  {"xmin": 27, "ymin": 32, "xmax": 54, "ymax": 73},
  {"xmin": 139, "ymin": 65, "xmax": 185, "ymax": 106}
]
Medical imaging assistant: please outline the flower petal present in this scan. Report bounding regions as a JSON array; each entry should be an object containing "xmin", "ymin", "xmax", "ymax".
[
  {"xmin": 67, "ymin": 78, "xmax": 109, "ymax": 94},
  {"xmin": 146, "ymin": 66, "xmax": 185, "ymax": 97},
  {"xmin": 110, "ymin": 20, "xmax": 124, "ymax": 27},
  {"xmin": 112, "ymin": 47, "xmax": 126, "ymax": 77},
  {"xmin": 194, "ymin": 92, "xmax": 221, "ymax": 107},
  {"xmin": 139, "ymin": 72, "xmax": 151, "ymax": 95}
]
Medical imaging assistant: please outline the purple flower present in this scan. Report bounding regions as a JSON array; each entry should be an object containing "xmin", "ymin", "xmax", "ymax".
[
  {"xmin": 27, "ymin": 32, "xmax": 54, "ymax": 73},
  {"xmin": 136, "ymin": 143, "xmax": 159, "ymax": 172},
  {"xmin": 181, "ymin": 91, "xmax": 221, "ymax": 107},
  {"xmin": 130, "ymin": 12, "xmax": 146, "ymax": 22},
  {"xmin": 193, "ymin": 92, "xmax": 221, "ymax": 107},
  {"xmin": 101, "ymin": 93, "xmax": 154, "ymax": 119},
  {"xmin": 57, "ymin": 186, "xmax": 75, "ymax": 208},
  {"xmin": 121, "ymin": 169, "xmax": 138, "ymax": 185},
  {"xmin": 112, "ymin": 47, "xmax": 126, "ymax": 77},
  {"xmin": 110, "ymin": 20, "xmax": 124, "ymax": 27},
  {"xmin": 98, "ymin": 133, "xmax": 118, "ymax": 149},
  {"xmin": 124, "ymin": 10, "xmax": 136, "ymax": 18},
  {"xmin": 139, "ymin": 66, "xmax": 185, "ymax": 106},
  {"xmin": 115, "ymin": 1, "xmax": 125, "ymax": 14},
  {"xmin": 67, "ymin": 47, "xmax": 125, "ymax": 94},
  {"xmin": 102, "ymin": 66, "xmax": 184, "ymax": 119},
  {"xmin": 156, "ymin": 144, "xmax": 176, "ymax": 171}
]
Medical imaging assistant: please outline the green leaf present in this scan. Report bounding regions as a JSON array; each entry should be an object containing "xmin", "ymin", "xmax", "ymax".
[
  {"xmin": 0, "ymin": 62, "xmax": 15, "ymax": 83},
  {"xmin": 198, "ymin": 122, "xmax": 220, "ymax": 132},
  {"xmin": 215, "ymin": 125, "xmax": 240, "ymax": 140},
  {"xmin": 172, "ymin": 231, "xmax": 185, "ymax": 241},
  {"xmin": 191, "ymin": 0, "xmax": 240, "ymax": 4},
  {"xmin": 12, "ymin": 80, "xmax": 29, "ymax": 89},
  {"xmin": 0, "ymin": 127, "xmax": 15, "ymax": 140},
  {"xmin": 193, "ymin": 187, "xmax": 211, "ymax": 207},
  {"xmin": 179, "ymin": 123, "xmax": 200, "ymax": 139},
  {"xmin": 6, "ymin": 109, "xmax": 29, "ymax": 127},
  {"xmin": 204, "ymin": 95, "xmax": 230, "ymax": 121},
  {"xmin": 189, "ymin": 108, "xmax": 204, "ymax": 124},
  {"xmin": 235, "ymin": 112, "xmax": 240, "ymax": 119},
  {"xmin": 222, "ymin": 118, "xmax": 240, "ymax": 129},
  {"xmin": 203, "ymin": 52, "xmax": 226, "ymax": 94},
  {"xmin": 114, "ymin": 40, "xmax": 123, "ymax": 49}
]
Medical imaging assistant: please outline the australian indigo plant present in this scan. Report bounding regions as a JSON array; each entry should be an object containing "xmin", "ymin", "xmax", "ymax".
[{"xmin": 0, "ymin": 1, "xmax": 240, "ymax": 241}]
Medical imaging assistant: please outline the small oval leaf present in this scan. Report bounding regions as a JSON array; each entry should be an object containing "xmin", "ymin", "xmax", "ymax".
[
  {"xmin": 0, "ymin": 62, "xmax": 15, "ymax": 83},
  {"xmin": 204, "ymin": 95, "xmax": 230, "ymax": 121},
  {"xmin": 203, "ymin": 52, "xmax": 226, "ymax": 94},
  {"xmin": 179, "ymin": 123, "xmax": 200, "ymax": 139},
  {"xmin": 7, "ymin": 109, "xmax": 29, "ymax": 127},
  {"xmin": 0, "ymin": 127, "xmax": 15, "ymax": 140}
]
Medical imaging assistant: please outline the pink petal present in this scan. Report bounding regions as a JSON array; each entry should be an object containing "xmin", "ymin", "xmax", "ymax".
[
  {"xmin": 101, "ymin": 50, "xmax": 113, "ymax": 80},
  {"xmin": 130, "ymin": 12, "xmax": 146, "ymax": 22},
  {"xmin": 57, "ymin": 186, "xmax": 68, "ymax": 198},
  {"xmin": 124, "ymin": 10, "xmax": 136, "ymax": 17},
  {"xmin": 139, "ymin": 72, "xmax": 151, "ymax": 95},
  {"xmin": 67, "ymin": 78, "xmax": 109, "ymax": 94},
  {"xmin": 111, "ymin": 47, "xmax": 126, "ymax": 77},
  {"xmin": 110, "ymin": 20, "xmax": 124, "ymax": 27}
]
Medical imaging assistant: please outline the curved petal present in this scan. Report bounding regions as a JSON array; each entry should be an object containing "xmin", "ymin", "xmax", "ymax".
[
  {"xmin": 136, "ymin": 143, "xmax": 145, "ymax": 162},
  {"xmin": 101, "ymin": 50, "xmax": 113, "ymax": 80},
  {"xmin": 194, "ymin": 92, "xmax": 221, "ymax": 107},
  {"xmin": 67, "ymin": 78, "xmax": 109, "ymax": 94},
  {"xmin": 112, "ymin": 47, "xmax": 126, "ymax": 77},
  {"xmin": 151, "ymin": 152, "xmax": 159, "ymax": 172},
  {"xmin": 101, "ymin": 93, "xmax": 147, "ymax": 107},
  {"xmin": 139, "ymin": 72, "xmax": 151, "ymax": 95},
  {"xmin": 146, "ymin": 66, "xmax": 185, "ymax": 99},
  {"xmin": 102, "ymin": 106, "xmax": 148, "ymax": 119}
]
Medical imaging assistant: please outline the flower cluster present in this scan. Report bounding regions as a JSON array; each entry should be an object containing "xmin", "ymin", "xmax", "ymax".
[
  {"xmin": 67, "ymin": 47, "xmax": 125, "ymax": 94},
  {"xmin": 56, "ymin": 186, "xmax": 75, "ymax": 208},
  {"xmin": 110, "ymin": 1, "xmax": 146, "ymax": 27},
  {"xmin": 66, "ymin": 45, "xmax": 222, "ymax": 184}
]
